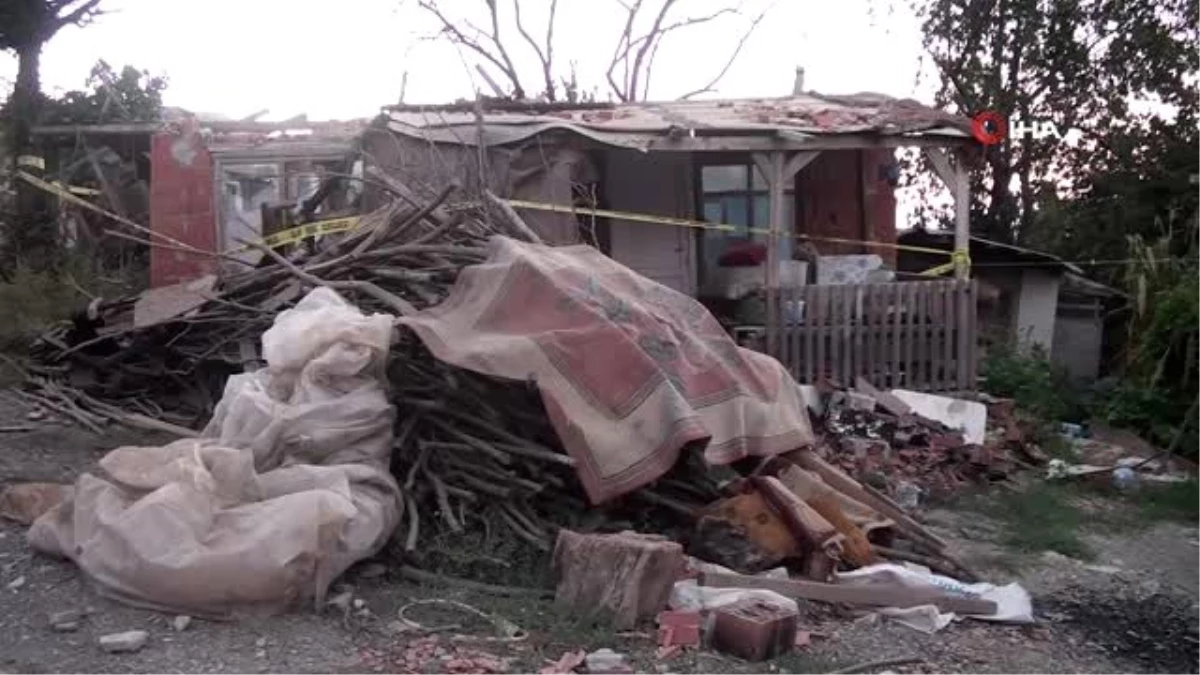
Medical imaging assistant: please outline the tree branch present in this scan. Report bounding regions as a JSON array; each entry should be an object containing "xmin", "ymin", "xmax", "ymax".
[
  {"xmin": 52, "ymin": 0, "xmax": 103, "ymax": 31},
  {"xmin": 417, "ymin": 0, "xmax": 525, "ymax": 98},
  {"xmin": 512, "ymin": 0, "xmax": 557, "ymax": 100},
  {"xmin": 606, "ymin": 0, "xmax": 645, "ymax": 101},
  {"xmin": 628, "ymin": 0, "xmax": 678, "ymax": 103},
  {"xmin": 677, "ymin": 3, "xmax": 770, "ymax": 100}
]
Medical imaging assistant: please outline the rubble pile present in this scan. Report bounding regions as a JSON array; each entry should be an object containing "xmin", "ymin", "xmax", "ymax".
[
  {"xmin": 18, "ymin": 181, "xmax": 729, "ymax": 559},
  {"xmin": 10, "ymin": 175, "xmax": 1041, "ymax": 638},
  {"xmin": 808, "ymin": 380, "xmax": 1041, "ymax": 503}
]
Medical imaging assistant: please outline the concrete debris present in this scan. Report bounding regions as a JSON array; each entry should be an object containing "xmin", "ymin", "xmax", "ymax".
[
  {"xmin": 99, "ymin": 630, "xmax": 149, "ymax": 653},
  {"xmin": 172, "ymin": 615, "xmax": 192, "ymax": 632},
  {"xmin": 583, "ymin": 648, "xmax": 632, "ymax": 674}
]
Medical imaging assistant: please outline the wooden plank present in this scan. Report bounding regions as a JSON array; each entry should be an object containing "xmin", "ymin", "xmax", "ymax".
[
  {"xmin": 890, "ymin": 283, "xmax": 902, "ymax": 388},
  {"xmin": 841, "ymin": 285, "xmax": 854, "ymax": 384},
  {"xmin": 966, "ymin": 281, "xmax": 979, "ymax": 389},
  {"xmin": 943, "ymin": 280, "xmax": 956, "ymax": 392},
  {"xmin": 956, "ymin": 280, "xmax": 972, "ymax": 391},
  {"xmin": 804, "ymin": 286, "xmax": 817, "ymax": 384},
  {"xmin": 868, "ymin": 282, "xmax": 878, "ymax": 384},
  {"xmin": 791, "ymin": 284, "xmax": 803, "ymax": 382},
  {"xmin": 902, "ymin": 283, "xmax": 914, "ymax": 389},
  {"xmin": 823, "ymin": 286, "xmax": 835, "ymax": 383},
  {"xmin": 929, "ymin": 282, "xmax": 945, "ymax": 390},
  {"xmin": 910, "ymin": 283, "xmax": 925, "ymax": 390},
  {"xmin": 700, "ymin": 573, "xmax": 997, "ymax": 615}
]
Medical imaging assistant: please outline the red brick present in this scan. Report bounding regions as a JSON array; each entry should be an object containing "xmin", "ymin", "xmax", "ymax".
[{"xmin": 710, "ymin": 598, "xmax": 799, "ymax": 662}]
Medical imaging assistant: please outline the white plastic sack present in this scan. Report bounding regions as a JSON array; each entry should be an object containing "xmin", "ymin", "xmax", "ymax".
[
  {"xmin": 668, "ymin": 579, "xmax": 799, "ymax": 615},
  {"xmin": 835, "ymin": 562, "xmax": 1033, "ymax": 633},
  {"xmin": 29, "ymin": 287, "xmax": 402, "ymax": 617}
]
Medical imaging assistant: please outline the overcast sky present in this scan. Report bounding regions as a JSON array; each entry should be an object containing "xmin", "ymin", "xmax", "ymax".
[{"xmin": 0, "ymin": 0, "xmax": 935, "ymax": 121}]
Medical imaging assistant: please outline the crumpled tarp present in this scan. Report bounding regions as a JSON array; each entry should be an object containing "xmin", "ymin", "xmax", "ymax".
[
  {"xmin": 400, "ymin": 236, "xmax": 814, "ymax": 503},
  {"xmin": 28, "ymin": 287, "xmax": 401, "ymax": 617}
]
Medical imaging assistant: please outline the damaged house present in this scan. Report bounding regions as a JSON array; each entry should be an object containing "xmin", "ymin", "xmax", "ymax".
[{"xmin": 363, "ymin": 91, "xmax": 982, "ymax": 391}]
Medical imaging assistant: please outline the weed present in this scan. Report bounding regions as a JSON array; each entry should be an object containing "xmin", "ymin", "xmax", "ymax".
[
  {"xmin": 1130, "ymin": 479, "xmax": 1199, "ymax": 523},
  {"xmin": 988, "ymin": 483, "xmax": 1094, "ymax": 559}
]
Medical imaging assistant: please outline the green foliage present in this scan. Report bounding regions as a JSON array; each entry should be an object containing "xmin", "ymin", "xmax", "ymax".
[
  {"xmin": 993, "ymin": 483, "xmax": 1093, "ymax": 559},
  {"xmin": 1133, "ymin": 480, "xmax": 1200, "ymax": 523},
  {"xmin": 911, "ymin": 0, "xmax": 1197, "ymax": 245},
  {"xmin": 1099, "ymin": 231, "xmax": 1199, "ymax": 453},
  {"xmin": 0, "ymin": 255, "xmax": 133, "ymax": 360},
  {"xmin": 981, "ymin": 343, "xmax": 1082, "ymax": 423},
  {"xmin": 41, "ymin": 60, "xmax": 167, "ymax": 125}
]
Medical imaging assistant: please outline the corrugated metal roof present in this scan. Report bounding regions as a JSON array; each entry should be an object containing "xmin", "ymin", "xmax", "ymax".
[{"xmin": 383, "ymin": 92, "xmax": 973, "ymax": 149}]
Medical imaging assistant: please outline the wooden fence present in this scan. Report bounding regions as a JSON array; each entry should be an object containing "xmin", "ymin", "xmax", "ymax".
[{"xmin": 765, "ymin": 279, "xmax": 979, "ymax": 392}]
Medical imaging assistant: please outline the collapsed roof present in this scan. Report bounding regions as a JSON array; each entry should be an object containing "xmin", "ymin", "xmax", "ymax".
[{"xmin": 380, "ymin": 92, "xmax": 975, "ymax": 151}]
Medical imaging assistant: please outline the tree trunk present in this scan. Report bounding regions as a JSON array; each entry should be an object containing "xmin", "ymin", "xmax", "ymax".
[
  {"xmin": 552, "ymin": 529, "xmax": 684, "ymax": 629},
  {"xmin": 10, "ymin": 42, "xmax": 51, "ymax": 253}
]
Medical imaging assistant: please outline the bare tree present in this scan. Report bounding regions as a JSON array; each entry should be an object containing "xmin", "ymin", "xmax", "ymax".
[{"xmin": 413, "ymin": 0, "xmax": 772, "ymax": 103}]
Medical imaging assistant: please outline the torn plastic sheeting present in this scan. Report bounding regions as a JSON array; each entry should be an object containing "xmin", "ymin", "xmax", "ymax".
[
  {"xmin": 28, "ymin": 287, "xmax": 402, "ymax": 617},
  {"xmin": 836, "ymin": 563, "xmax": 1033, "ymax": 632}
]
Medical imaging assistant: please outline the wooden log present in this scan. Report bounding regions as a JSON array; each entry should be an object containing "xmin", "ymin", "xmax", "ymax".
[
  {"xmin": 552, "ymin": 529, "xmax": 685, "ymax": 630},
  {"xmin": 700, "ymin": 572, "xmax": 997, "ymax": 615}
]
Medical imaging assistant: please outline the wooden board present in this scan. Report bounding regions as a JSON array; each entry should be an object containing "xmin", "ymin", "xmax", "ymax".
[{"xmin": 700, "ymin": 572, "xmax": 998, "ymax": 615}]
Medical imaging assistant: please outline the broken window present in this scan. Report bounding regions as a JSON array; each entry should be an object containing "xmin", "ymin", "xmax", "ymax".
[{"xmin": 697, "ymin": 162, "xmax": 795, "ymax": 291}]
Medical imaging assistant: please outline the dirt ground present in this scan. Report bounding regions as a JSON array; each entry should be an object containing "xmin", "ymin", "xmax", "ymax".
[{"xmin": 1, "ymin": 398, "xmax": 1197, "ymax": 674}]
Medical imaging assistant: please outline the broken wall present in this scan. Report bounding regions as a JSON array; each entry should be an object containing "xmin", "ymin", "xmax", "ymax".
[
  {"xmin": 360, "ymin": 127, "xmax": 593, "ymax": 245},
  {"xmin": 150, "ymin": 126, "xmax": 218, "ymax": 287}
]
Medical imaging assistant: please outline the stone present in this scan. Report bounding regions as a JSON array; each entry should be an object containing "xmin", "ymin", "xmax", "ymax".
[
  {"xmin": 352, "ymin": 598, "xmax": 366, "ymax": 609},
  {"xmin": 255, "ymin": 637, "xmax": 267, "ymax": 648},
  {"xmin": 584, "ymin": 648, "xmax": 631, "ymax": 674},
  {"xmin": 172, "ymin": 615, "xmax": 192, "ymax": 632},
  {"xmin": 7, "ymin": 576, "xmax": 26, "ymax": 590},
  {"xmin": 26, "ymin": 409, "xmax": 47, "ymax": 421},
  {"xmin": 49, "ymin": 609, "xmax": 85, "ymax": 631},
  {"xmin": 99, "ymin": 630, "xmax": 149, "ymax": 653}
]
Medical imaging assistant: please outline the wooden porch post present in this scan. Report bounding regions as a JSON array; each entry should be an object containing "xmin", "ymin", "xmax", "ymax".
[
  {"xmin": 753, "ymin": 151, "xmax": 821, "ymax": 357},
  {"xmin": 923, "ymin": 147, "xmax": 971, "ymax": 279}
]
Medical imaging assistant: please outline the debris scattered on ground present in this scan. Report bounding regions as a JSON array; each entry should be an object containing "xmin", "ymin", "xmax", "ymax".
[
  {"xmin": 7, "ymin": 575, "xmax": 26, "ymax": 590},
  {"xmin": 583, "ymin": 648, "xmax": 632, "ymax": 674},
  {"xmin": 539, "ymin": 650, "xmax": 587, "ymax": 674},
  {"xmin": 0, "ymin": 483, "xmax": 73, "ymax": 525},
  {"xmin": 12, "ymin": 171, "xmax": 1187, "ymax": 668},
  {"xmin": 553, "ymin": 530, "xmax": 684, "ymax": 630},
  {"xmin": 99, "ymin": 630, "xmax": 149, "ymax": 653},
  {"xmin": 49, "ymin": 609, "xmax": 85, "ymax": 632}
]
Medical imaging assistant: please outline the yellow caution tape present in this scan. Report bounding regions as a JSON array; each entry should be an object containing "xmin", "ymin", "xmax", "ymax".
[
  {"xmin": 17, "ymin": 170, "xmax": 143, "ymax": 231},
  {"xmin": 500, "ymin": 199, "xmax": 956, "ymax": 258},
  {"xmin": 20, "ymin": 169, "xmax": 360, "ymax": 256},
  {"xmin": 919, "ymin": 248, "xmax": 972, "ymax": 277},
  {"xmin": 226, "ymin": 215, "xmax": 362, "ymax": 253}
]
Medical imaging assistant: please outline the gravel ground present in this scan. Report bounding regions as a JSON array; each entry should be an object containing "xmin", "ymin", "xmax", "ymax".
[{"xmin": 0, "ymin": 396, "xmax": 1196, "ymax": 674}]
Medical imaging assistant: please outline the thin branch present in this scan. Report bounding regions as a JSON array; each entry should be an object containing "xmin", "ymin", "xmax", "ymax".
[
  {"xmin": 52, "ymin": 0, "xmax": 103, "ymax": 29},
  {"xmin": 484, "ymin": 0, "xmax": 525, "ymax": 98},
  {"xmin": 512, "ymin": 0, "xmax": 558, "ymax": 101},
  {"xmin": 606, "ymin": 0, "xmax": 645, "ymax": 101},
  {"xmin": 629, "ymin": 0, "xmax": 680, "ymax": 102},
  {"xmin": 677, "ymin": 3, "xmax": 772, "ymax": 100},
  {"xmin": 417, "ymin": 0, "xmax": 525, "ymax": 98}
]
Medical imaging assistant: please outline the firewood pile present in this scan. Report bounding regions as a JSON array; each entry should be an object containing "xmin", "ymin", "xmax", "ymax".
[{"xmin": 15, "ymin": 180, "xmax": 721, "ymax": 557}]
